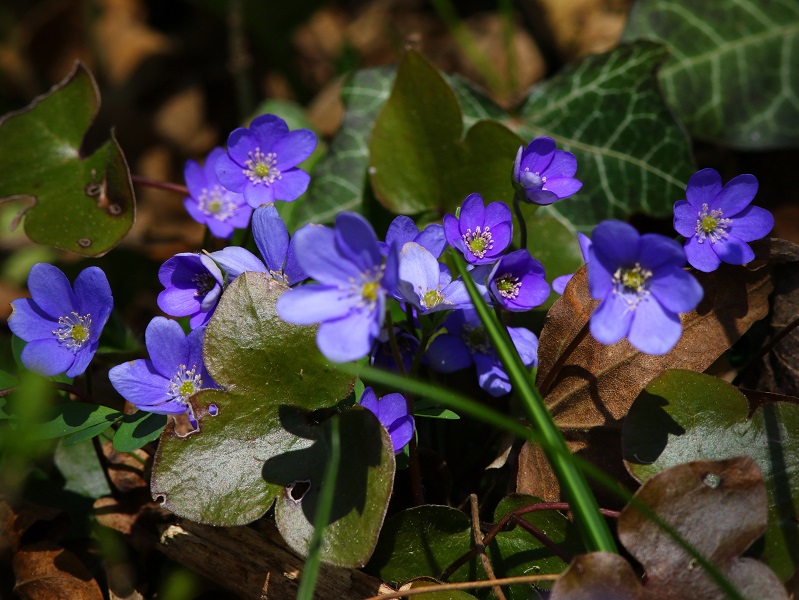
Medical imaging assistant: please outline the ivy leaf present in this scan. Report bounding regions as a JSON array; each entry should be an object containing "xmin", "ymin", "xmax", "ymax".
[
  {"xmin": 291, "ymin": 66, "xmax": 396, "ymax": 228},
  {"xmin": 112, "ymin": 411, "xmax": 166, "ymax": 453},
  {"xmin": 0, "ymin": 63, "xmax": 135, "ymax": 256},
  {"xmin": 518, "ymin": 42, "xmax": 695, "ymax": 230},
  {"xmin": 623, "ymin": 369, "xmax": 799, "ymax": 581},
  {"xmin": 369, "ymin": 50, "xmax": 522, "ymax": 215},
  {"xmin": 623, "ymin": 0, "xmax": 799, "ymax": 149}
]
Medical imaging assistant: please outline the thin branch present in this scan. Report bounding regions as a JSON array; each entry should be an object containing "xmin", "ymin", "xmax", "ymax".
[
  {"xmin": 470, "ymin": 494, "xmax": 507, "ymax": 600},
  {"xmin": 364, "ymin": 574, "xmax": 560, "ymax": 599},
  {"xmin": 511, "ymin": 515, "xmax": 573, "ymax": 563},
  {"xmin": 130, "ymin": 175, "xmax": 189, "ymax": 196}
]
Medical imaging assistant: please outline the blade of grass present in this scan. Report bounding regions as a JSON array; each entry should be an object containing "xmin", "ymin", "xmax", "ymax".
[
  {"xmin": 450, "ymin": 249, "xmax": 616, "ymax": 553},
  {"xmin": 337, "ymin": 362, "xmax": 745, "ymax": 600},
  {"xmin": 296, "ymin": 416, "xmax": 341, "ymax": 600}
]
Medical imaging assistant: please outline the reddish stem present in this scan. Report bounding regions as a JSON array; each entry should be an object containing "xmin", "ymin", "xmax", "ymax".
[{"xmin": 130, "ymin": 175, "xmax": 189, "ymax": 196}]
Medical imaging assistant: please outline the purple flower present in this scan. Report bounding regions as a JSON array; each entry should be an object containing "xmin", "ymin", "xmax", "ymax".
[
  {"xmin": 588, "ymin": 220, "xmax": 703, "ymax": 355},
  {"xmin": 251, "ymin": 204, "xmax": 307, "ymax": 285},
  {"xmin": 359, "ymin": 386, "xmax": 414, "ymax": 453},
  {"xmin": 426, "ymin": 309, "xmax": 538, "ymax": 397},
  {"xmin": 276, "ymin": 212, "xmax": 399, "ymax": 362},
  {"xmin": 9, "ymin": 264, "xmax": 112, "ymax": 378},
  {"xmin": 552, "ymin": 233, "xmax": 593, "ymax": 294},
  {"xmin": 512, "ymin": 137, "xmax": 582, "ymax": 205},
  {"xmin": 184, "ymin": 147, "xmax": 253, "ymax": 239},
  {"xmin": 444, "ymin": 193, "xmax": 512, "ymax": 265},
  {"xmin": 397, "ymin": 242, "xmax": 471, "ymax": 313},
  {"xmin": 109, "ymin": 317, "xmax": 219, "ymax": 420},
  {"xmin": 487, "ymin": 249, "xmax": 550, "ymax": 311},
  {"xmin": 157, "ymin": 247, "xmax": 267, "ymax": 329},
  {"xmin": 673, "ymin": 168, "xmax": 774, "ymax": 273},
  {"xmin": 380, "ymin": 215, "xmax": 447, "ymax": 259},
  {"xmin": 216, "ymin": 114, "xmax": 317, "ymax": 208}
]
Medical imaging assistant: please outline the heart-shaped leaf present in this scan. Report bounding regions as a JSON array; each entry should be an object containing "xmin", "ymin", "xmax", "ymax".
[
  {"xmin": 369, "ymin": 49, "xmax": 522, "ymax": 215},
  {"xmin": 623, "ymin": 369, "xmax": 799, "ymax": 581},
  {"xmin": 0, "ymin": 63, "xmax": 135, "ymax": 256},
  {"xmin": 623, "ymin": 0, "xmax": 799, "ymax": 149}
]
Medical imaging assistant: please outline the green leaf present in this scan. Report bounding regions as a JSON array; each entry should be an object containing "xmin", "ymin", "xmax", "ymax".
[
  {"xmin": 63, "ymin": 419, "xmax": 120, "ymax": 445},
  {"xmin": 291, "ymin": 66, "xmax": 396, "ymax": 228},
  {"xmin": 0, "ymin": 63, "xmax": 135, "ymax": 256},
  {"xmin": 623, "ymin": 0, "xmax": 799, "ymax": 149},
  {"xmin": 623, "ymin": 369, "xmax": 799, "ymax": 580},
  {"xmin": 112, "ymin": 411, "xmax": 167, "ymax": 452},
  {"xmin": 518, "ymin": 42, "xmax": 695, "ymax": 230},
  {"xmin": 25, "ymin": 402, "xmax": 122, "ymax": 440},
  {"xmin": 54, "ymin": 438, "xmax": 112, "ymax": 498},
  {"xmin": 150, "ymin": 273, "xmax": 358, "ymax": 528},
  {"xmin": 272, "ymin": 407, "xmax": 395, "ymax": 568},
  {"xmin": 369, "ymin": 50, "xmax": 522, "ymax": 215}
]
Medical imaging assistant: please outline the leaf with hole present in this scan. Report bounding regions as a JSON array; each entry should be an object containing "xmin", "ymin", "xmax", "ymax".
[{"xmin": 0, "ymin": 63, "xmax": 135, "ymax": 256}]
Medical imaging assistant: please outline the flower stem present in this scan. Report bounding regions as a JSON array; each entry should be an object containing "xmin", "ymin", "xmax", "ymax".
[
  {"xmin": 513, "ymin": 194, "xmax": 528, "ymax": 251},
  {"xmin": 130, "ymin": 175, "xmax": 189, "ymax": 196}
]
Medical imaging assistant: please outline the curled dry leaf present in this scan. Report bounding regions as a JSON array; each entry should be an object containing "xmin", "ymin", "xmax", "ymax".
[
  {"xmin": 519, "ymin": 239, "xmax": 779, "ymax": 500},
  {"xmin": 13, "ymin": 540, "xmax": 104, "ymax": 600},
  {"xmin": 552, "ymin": 457, "xmax": 788, "ymax": 600}
]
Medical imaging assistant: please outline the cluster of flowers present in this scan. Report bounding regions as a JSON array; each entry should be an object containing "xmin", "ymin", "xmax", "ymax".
[{"xmin": 7, "ymin": 114, "xmax": 774, "ymax": 455}]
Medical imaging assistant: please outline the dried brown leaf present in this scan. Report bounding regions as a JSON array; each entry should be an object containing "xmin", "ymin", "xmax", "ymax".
[
  {"xmin": 13, "ymin": 540, "xmax": 104, "ymax": 600},
  {"xmin": 550, "ymin": 552, "xmax": 645, "ymax": 600}
]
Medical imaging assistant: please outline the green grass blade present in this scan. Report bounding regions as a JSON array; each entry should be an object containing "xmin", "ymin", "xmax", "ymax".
[
  {"xmin": 297, "ymin": 416, "xmax": 341, "ymax": 600},
  {"xmin": 450, "ymin": 250, "xmax": 617, "ymax": 553}
]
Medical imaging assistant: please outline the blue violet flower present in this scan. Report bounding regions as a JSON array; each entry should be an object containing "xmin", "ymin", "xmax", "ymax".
[
  {"xmin": 487, "ymin": 249, "xmax": 550, "ymax": 311},
  {"xmin": 673, "ymin": 168, "xmax": 774, "ymax": 272},
  {"xmin": 552, "ymin": 233, "xmax": 592, "ymax": 295},
  {"xmin": 9, "ymin": 264, "xmax": 113, "ymax": 378},
  {"xmin": 426, "ymin": 309, "xmax": 538, "ymax": 397},
  {"xmin": 216, "ymin": 114, "xmax": 317, "ymax": 208},
  {"xmin": 359, "ymin": 386, "xmax": 414, "ymax": 453},
  {"xmin": 444, "ymin": 193, "xmax": 512, "ymax": 265},
  {"xmin": 587, "ymin": 220, "xmax": 703, "ymax": 355},
  {"xmin": 184, "ymin": 147, "xmax": 253, "ymax": 239},
  {"xmin": 397, "ymin": 242, "xmax": 471, "ymax": 314},
  {"xmin": 276, "ymin": 212, "xmax": 399, "ymax": 362},
  {"xmin": 513, "ymin": 137, "xmax": 582, "ymax": 205},
  {"xmin": 251, "ymin": 204, "xmax": 307, "ymax": 285},
  {"xmin": 381, "ymin": 215, "xmax": 447, "ymax": 259},
  {"xmin": 109, "ymin": 317, "xmax": 219, "ymax": 421}
]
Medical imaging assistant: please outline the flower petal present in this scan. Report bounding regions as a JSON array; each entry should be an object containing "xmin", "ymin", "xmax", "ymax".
[
  {"xmin": 459, "ymin": 193, "xmax": 486, "ymax": 233},
  {"xmin": 158, "ymin": 287, "xmax": 202, "ymax": 317},
  {"xmin": 376, "ymin": 392, "xmax": 409, "ymax": 427},
  {"xmin": 27, "ymin": 263, "xmax": 78, "ymax": 317},
  {"xmin": 284, "ymin": 227, "xmax": 308, "ymax": 285},
  {"xmin": 544, "ymin": 150, "xmax": 578, "ymax": 178},
  {"xmin": 483, "ymin": 201, "xmax": 512, "ymax": 229},
  {"xmin": 443, "ymin": 214, "xmax": 465, "ymax": 253},
  {"xmin": 109, "ymin": 359, "xmax": 170, "ymax": 408},
  {"xmin": 684, "ymin": 235, "xmax": 722, "ymax": 272},
  {"xmin": 252, "ymin": 204, "xmax": 290, "ymax": 273},
  {"xmin": 272, "ymin": 169, "xmax": 310, "ymax": 202},
  {"xmin": 315, "ymin": 308, "xmax": 379, "ymax": 362},
  {"xmin": 648, "ymin": 266, "xmax": 703, "ymax": 314},
  {"xmin": 638, "ymin": 233, "xmax": 685, "ymax": 270},
  {"xmin": 715, "ymin": 174, "xmax": 758, "ymax": 215},
  {"xmin": 66, "ymin": 343, "xmax": 97, "ymax": 378},
  {"xmin": 416, "ymin": 223, "xmax": 447, "ymax": 258},
  {"xmin": 426, "ymin": 335, "xmax": 473, "ymax": 373},
  {"xmin": 272, "ymin": 129, "xmax": 317, "ymax": 170},
  {"xmin": 249, "ymin": 114, "xmax": 289, "ymax": 150},
  {"xmin": 73, "ymin": 267, "xmax": 113, "ymax": 337},
  {"xmin": 386, "ymin": 216, "xmax": 419, "ymax": 249},
  {"xmin": 591, "ymin": 221, "xmax": 640, "ymax": 267},
  {"xmin": 276, "ymin": 285, "xmax": 354, "ymax": 325},
  {"xmin": 388, "ymin": 415, "xmax": 415, "ymax": 453},
  {"xmin": 524, "ymin": 189, "xmax": 559, "ymax": 205},
  {"xmin": 627, "ymin": 298, "xmax": 682, "ymax": 355},
  {"xmin": 552, "ymin": 274, "xmax": 573, "ymax": 295},
  {"xmin": 216, "ymin": 152, "xmax": 246, "ymax": 192},
  {"xmin": 292, "ymin": 225, "xmax": 362, "ymax": 284},
  {"xmin": 226, "ymin": 128, "xmax": 258, "ymax": 165},
  {"xmin": 359, "ymin": 387, "xmax": 379, "ymax": 413},
  {"xmin": 21, "ymin": 339, "xmax": 75, "ymax": 376},
  {"xmin": 334, "ymin": 212, "xmax": 382, "ymax": 272},
  {"xmin": 145, "ymin": 317, "xmax": 188, "ymax": 378},
  {"xmin": 474, "ymin": 353, "xmax": 511, "ymax": 397},
  {"xmin": 202, "ymin": 147, "xmax": 228, "ymax": 184},
  {"xmin": 519, "ymin": 137, "xmax": 555, "ymax": 174},
  {"xmin": 673, "ymin": 200, "xmax": 698, "ymax": 237},
  {"xmin": 211, "ymin": 247, "xmax": 266, "ymax": 280},
  {"xmin": 543, "ymin": 177, "xmax": 582, "ymax": 199},
  {"xmin": 508, "ymin": 327, "xmax": 538, "ymax": 367},
  {"xmin": 712, "ymin": 235, "xmax": 755, "ymax": 265},
  {"xmin": 399, "ymin": 242, "xmax": 440, "ymax": 299},
  {"xmin": 685, "ymin": 168, "xmax": 722, "ymax": 209},
  {"xmin": 8, "ymin": 298, "xmax": 58, "ymax": 341},
  {"xmin": 243, "ymin": 182, "xmax": 275, "ymax": 208},
  {"xmin": 184, "ymin": 159, "xmax": 206, "ymax": 199},
  {"xmin": 589, "ymin": 293, "xmax": 634, "ymax": 346},
  {"xmin": 728, "ymin": 205, "xmax": 774, "ymax": 242}
]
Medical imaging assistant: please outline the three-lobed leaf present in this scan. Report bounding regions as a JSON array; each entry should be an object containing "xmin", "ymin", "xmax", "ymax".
[{"xmin": 0, "ymin": 63, "xmax": 135, "ymax": 256}]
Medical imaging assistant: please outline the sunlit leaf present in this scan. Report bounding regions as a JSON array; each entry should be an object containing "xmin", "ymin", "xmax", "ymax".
[
  {"xmin": 518, "ymin": 42, "xmax": 695, "ymax": 230},
  {"xmin": 624, "ymin": 0, "xmax": 799, "ymax": 149},
  {"xmin": 369, "ymin": 50, "xmax": 522, "ymax": 215},
  {"xmin": 0, "ymin": 63, "xmax": 135, "ymax": 256},
  {"xmin": 623, "ymin": 369, "xmax": 799, "ymax": 581},
  {"xmin": 112, "ymin": 411, "xmax": 166, "ymax": 452}
]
